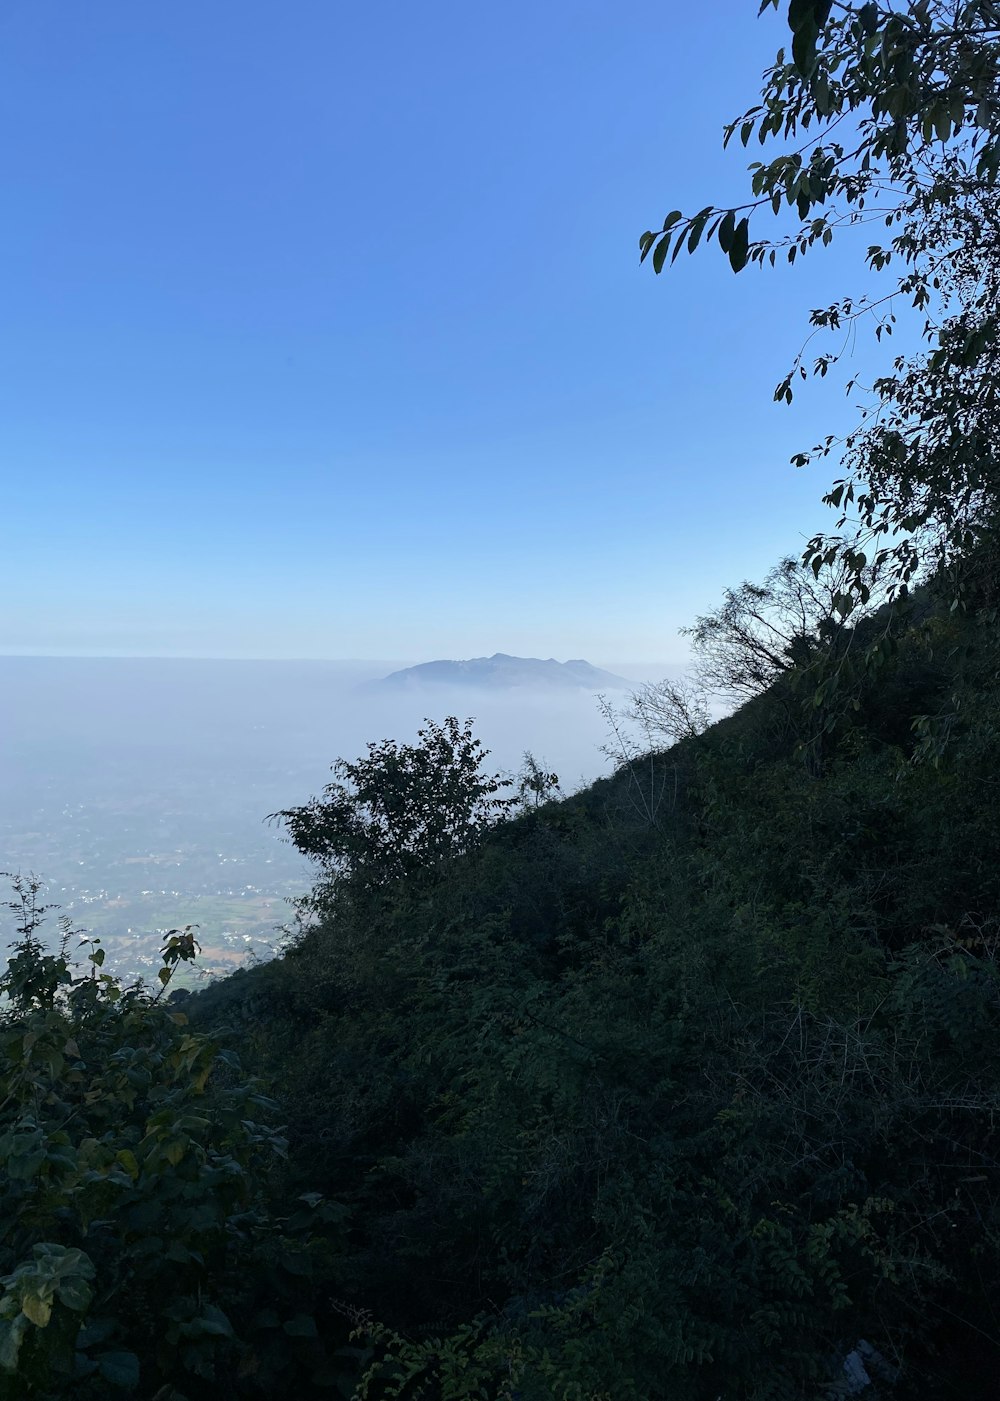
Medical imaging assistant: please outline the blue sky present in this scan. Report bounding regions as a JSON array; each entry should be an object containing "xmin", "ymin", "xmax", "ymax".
[{"xmin": 0, "ymin": 0, "xmax": 886, "ymax": 661}]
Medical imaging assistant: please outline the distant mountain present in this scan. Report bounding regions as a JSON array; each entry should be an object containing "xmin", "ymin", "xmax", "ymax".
[{"xmin": 369, "ymin": 653, "xmax": 630, "ymax": 692}]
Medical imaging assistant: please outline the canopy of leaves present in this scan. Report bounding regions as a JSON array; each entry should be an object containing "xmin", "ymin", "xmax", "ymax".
[
  {"xmin": 0, "ymin": 879, "xmax": 351, "ymax": 1400},
  {"xmin": 272, "ymin": 716, "xmax": 515, "ymax": 897},
  {"xmin": 681, "ymin": 554, "xmax": 876, "ymax": 701},
  {"xmin": 641, "ymin": 0, "xmax": 1000, "ymax": 602}
]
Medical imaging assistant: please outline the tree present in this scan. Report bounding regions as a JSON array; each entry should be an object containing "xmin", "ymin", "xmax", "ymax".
[
  {"xmin": 681, "ymin": 554, "xmax": 873, "ymax": 702},
  {"xmin": 640, "ymin": 0, "xmax": 1000, "ymax": 605},
  {"xmin": 513, "ymin": 751, "xmax": 562, "ymax": 810},
  {"xmin": 625, "ymin": 673, "xmax": 712, "ymax": 744},
  {"xmin": 273, "ymin": 716, "xmax": 515, "ymax": 896}
]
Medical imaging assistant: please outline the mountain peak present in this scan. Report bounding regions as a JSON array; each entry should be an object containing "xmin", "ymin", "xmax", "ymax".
[{"xmin": 368, "ymin": 654, "xmax": 629, "ymax": 693}]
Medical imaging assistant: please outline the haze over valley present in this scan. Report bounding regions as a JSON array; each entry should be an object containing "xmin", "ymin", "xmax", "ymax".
[{"xmin": 0, "ymin": 654, "xmax": 675, "ymax": 983}]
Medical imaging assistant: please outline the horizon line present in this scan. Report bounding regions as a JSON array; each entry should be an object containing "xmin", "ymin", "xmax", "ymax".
[{"xmin": 0, "ymin": 651, "xmax": 683, "ymax": 667}]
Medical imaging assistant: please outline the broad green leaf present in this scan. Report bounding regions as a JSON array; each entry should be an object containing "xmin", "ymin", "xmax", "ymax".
[
  {"xmin": 651, "ymin": 234, "xmax": 672, "ymax": 274},
  {"xmin": 115, "ymin": 1148, "xmax": 139, "ymax": 1180},
  {"xmin": 21, "ymin": 1293, "xmax": 52, "ymax": 1328},
  {"xmin": 687, "ymin": 216, "xmax": 708, "ymax": 253},
  {"xmin": 77, "ymin": 1317, "xmax": 117, "ymax": 1348},
  {"xmin": 283, "ymin": 1313, "xmax": 319, "ymax": 1338},
  {"xmin": 729, "ymin": 218, "xmax": 750, "ymax": 272},
  {"xmin": 0, "ymin": 1315, "xmax": 29, "ymax": 1373},
  {"xmin": 56, "ymin": 1277, "xmax": 93, "ymax": 1312},
  {"xmin": 97, "ymin": 1350, "xmax": 141, "ymax": 1389},
  {"xmin": 162, "ymin": 1137, "xmax": 187, "ymax": 1166},
  {"xmin": 182, "ymin": 1304, "xmax": 234, "ymax": 1340},
  {"xmin": 717, "ymin": 210, "xmax": 736, "ymax": 253},
  {"xmin": 791, "ymin": 20, "xmax": 818, "ymax": 76},
  {"xmin": 8, "ymin": 1150, "xmax": 45, "ymax": 1180}
]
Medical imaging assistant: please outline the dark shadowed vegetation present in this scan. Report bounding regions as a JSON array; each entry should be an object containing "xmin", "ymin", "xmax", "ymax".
[
  {"xmin": 5, "ymin": 0, "xmax": 1000, "ymax": 1395},
  {"xmin": 5, "ymin": 588, "xmax": 1000, "ymax": 1399}
]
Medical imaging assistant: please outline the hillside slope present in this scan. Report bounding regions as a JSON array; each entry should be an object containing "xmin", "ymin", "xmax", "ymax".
[{"xmin": 187, "ymin": 592, "xmax": 1000, "ymax": 1399}]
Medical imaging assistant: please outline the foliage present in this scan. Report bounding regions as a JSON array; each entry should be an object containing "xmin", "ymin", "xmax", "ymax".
[
  {"xmin": 183, "ymin": 591, "xmax": 1000, "ymax": 1399},
  {"xmin": 0, "ymin": 874, "xmax": 350, "ymax": 1399},
  {"xmin": 597, "ymin": 692, "xmax": 684, "ymax": 826},
  {"xmin": 11, "ymin": 595, "xmax": 1000, "ymax": 1397},
  {"xmin": 272, "ymin": 717, "xmax": 515, "ymax": 899},
  {"xmin": 512, "ymin": 752, "xmax": 562, "ymax": 811},
  {"xmin": 624, "ymin": 673, "xmax": 712, "ymax": 747},
  {"xmin": 681, "ymin": 554, "xmax": 880, "ymax": 701},
  {"xmin": 641, "ymin": 0, "xmax": 1000, "ymax": 602}
]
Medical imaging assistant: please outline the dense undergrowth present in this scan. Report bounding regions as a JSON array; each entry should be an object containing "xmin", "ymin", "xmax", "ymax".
[
  {"xmin": 4, "ymin": 586, "xmax": 1000, "ymax": 1398},
  {"xmin": 168, "ymin": 586, "xmax": 999, "ymax": 1400}
]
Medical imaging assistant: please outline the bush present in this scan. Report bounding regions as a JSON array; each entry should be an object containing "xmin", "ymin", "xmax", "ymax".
[{"xmin": 0, "ymin": 875, "xmax": 349, "ymax": 1400}]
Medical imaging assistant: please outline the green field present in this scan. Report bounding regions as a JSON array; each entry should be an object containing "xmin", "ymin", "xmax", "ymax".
[{"xmin": 60, "ymin": 889, "xmax": 300, "ymax": 987}]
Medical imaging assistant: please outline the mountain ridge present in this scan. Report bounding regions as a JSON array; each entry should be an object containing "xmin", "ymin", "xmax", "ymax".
[{"xmin": 366, "ymin": 652, "xmax": 630, "ymax": 692}]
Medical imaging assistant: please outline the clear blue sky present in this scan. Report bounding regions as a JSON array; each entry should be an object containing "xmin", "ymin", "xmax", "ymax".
[{"xmin": 0, "ymin": 0, "xmax": 884, "ymax": 661}]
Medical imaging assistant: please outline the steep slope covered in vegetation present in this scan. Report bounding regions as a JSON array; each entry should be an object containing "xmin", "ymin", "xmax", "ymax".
[{"xmin": 186, "ymin": 590, "xmax": 1000, "ymax": 1399}]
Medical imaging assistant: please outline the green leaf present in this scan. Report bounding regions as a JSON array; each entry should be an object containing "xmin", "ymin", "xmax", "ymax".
[
  {"xmin": 812, "ymin": 71, "xmax": 831, "ymax": 115},
  {"xmin": 56, "ymin": 1276, "xmax": 93, "ymax": 1312},
  {"xmin": 115, "ymin": 1148, "xmax": 140, "ymax": 1181},
  {"xmin": 97, "ymin": 1350, "xmax": 141, "ymax": 1390},
  {"xmin": 787, "ymin": 0, "xmax": 817, "ymax": 29},
  {"xmin": 283, "ymin": 1313, "xmax": 319, "ymax": 1338},
  {"xmin": 717, "ymin": 210, "xmax": 736, "ymax": 253},
  {"xmin": 651, "ymin": 234, "xmax": 672, "ymax": 274},
  {"xmin": 21, "ymin": 1293, "xmax": 52, "ymax": 1328},
  {"xmin": 858, "ymin": 1, "xmax": 878, "ymax": 34},
  {"xmin": 686, "ymin": 206, "xmax": 714, "ymax": 255},
  {"xmin": 187, "ymin": 1305, "xmax": 234, "ymax": 1339},
  {"xmin": 729, "ymin": 218, "xmax": 750, "ymax": 273},
  {"xmin": 687, "ymin": 218, "xmax": 706, "ymax": 253},
  {"xmin": 791, "ymin": 20, "xmax": 819, "ymax": 77},
  {"xmin": 8, "ymin": 1150, "xmax": 45, "ymax": 1180},
  {"xmin": 279, "ymin": 1249, "xmax": 313, "ymax": 1276},
  {"xmin": 77, "ymin": 1318, "xmax": 117, "ymax": 1348},
  {"xmin": 162, "ymin": 1138, "xmax": 187, "ymax": 1166},
  {"xmin": 0, "ymin": 1315, "xmax": 30, "ymax": 1373}
]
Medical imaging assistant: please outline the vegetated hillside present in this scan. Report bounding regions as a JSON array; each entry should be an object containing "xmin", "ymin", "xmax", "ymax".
[{"xmin": 184, "ymin": 585, "xmax": 1000, "ymax": 1399}]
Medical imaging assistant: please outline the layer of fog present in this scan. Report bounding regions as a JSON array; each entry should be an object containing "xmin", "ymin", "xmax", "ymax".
[{"xmin": 0, "ymin": 657, "xmax": 684, "ymax": 964}]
